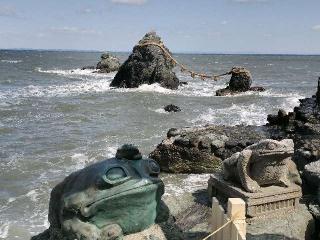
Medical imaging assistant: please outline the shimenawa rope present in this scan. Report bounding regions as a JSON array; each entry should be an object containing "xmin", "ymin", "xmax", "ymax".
[{"xmin": 137, "ymin": 41, "xmax": 231, "ymax": 81}]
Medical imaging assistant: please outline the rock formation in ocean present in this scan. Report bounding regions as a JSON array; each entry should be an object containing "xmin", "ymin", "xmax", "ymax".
[
  {"xmin": 149, "ymin": 125, "xmax": 286, "ymax": 173},
  {"xmin": 96, "ymin": 52, "xmax": 121, "ymax": 73},
  {"xmin": 216, "ymin": 67, "xmax": 265, "ymax": 96},
  {"xmin": 164, "ymin": 104, "xmax": 181, "ymax": 112},
  {"xmin": 110, "ymin": 32, "xmax": 179, "ymax": 89}
]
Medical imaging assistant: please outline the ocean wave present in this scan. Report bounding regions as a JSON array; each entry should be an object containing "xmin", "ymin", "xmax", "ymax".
[
  {"xmin": 192, "ymin": 103, "xmax": 268, "ymax": 126},
  {"xmin": 1, "ymin": 60, "xmax": 22, "ymax": 64},
  {"xmin": 0, "ymin": 223, "xmax": 9, "ymax": 239},
  {"xmin": 35, "ymin": 67, "xmax": 116, "ymax": 80},
  {"xmin": 163, "ymin": 174, "xmax": 210, "ymax": 196}
]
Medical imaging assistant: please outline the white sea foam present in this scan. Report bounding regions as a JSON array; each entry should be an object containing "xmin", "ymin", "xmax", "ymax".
[
  {"xmin": 152, "ymin": 108, "xmax": 169, "ymax": 114},
  {"xmin": 71, "ymin": 153, "xmax": 89, "ymax": 169},
  {"xmin": 192, "ymin": 103, "xmax": 271, "ymax": 126},
  {"xmin": 0, "ymin": 223, "xmax": 9, "ymax": 239},
  {"xmin": 1, "ymin": 59, "xmax": 22, "ymax": 63},
  {"xmin": 164, "ymin": 174, "xmax": 210, "ymax": 196}
]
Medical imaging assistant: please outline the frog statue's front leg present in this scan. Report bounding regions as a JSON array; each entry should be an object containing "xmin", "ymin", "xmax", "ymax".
[
  {"xmin": 63, "ymin": 218, "xmax": 123, "ymax": 240},
  {"xmin": 237, "ymin": 149, "xmax": 261, "ymax": 193}
]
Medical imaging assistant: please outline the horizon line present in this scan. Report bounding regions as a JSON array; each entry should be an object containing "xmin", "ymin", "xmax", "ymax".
[{"xmin": 1, "ymin": 48, "xmax": 320, "ymax": 56}]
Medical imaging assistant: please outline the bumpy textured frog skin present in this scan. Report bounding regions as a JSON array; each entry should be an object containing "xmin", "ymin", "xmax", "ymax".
[
  {"xmin": 223, "ymin": 139, "xmax": 302, "ymax": 193},
  {"xmin": 44, "ymin": 147, "xmax": 164, "ymax": 240}
]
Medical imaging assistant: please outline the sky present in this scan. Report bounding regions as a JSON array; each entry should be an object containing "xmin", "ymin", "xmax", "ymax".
[{"xmin": 0, "ymin": 0, "xmax": 320, "ymax": 54}]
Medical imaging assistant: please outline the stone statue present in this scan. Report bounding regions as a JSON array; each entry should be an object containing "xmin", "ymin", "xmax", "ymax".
[
  {"xmin": 223, "ymin": 139, "xmax": 302, "ymax": 193},
  {"xmin": 32, "ymin": 145, "xmax": 166, "ymax": 240}
]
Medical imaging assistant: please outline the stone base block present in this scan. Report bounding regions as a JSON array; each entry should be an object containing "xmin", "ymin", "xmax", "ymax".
[{"xmin": 208, "ymin": 173, "xmax": 302, "ymax": 218}]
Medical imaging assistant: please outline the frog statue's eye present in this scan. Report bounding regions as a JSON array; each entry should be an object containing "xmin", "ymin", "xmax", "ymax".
[
  {"xmin": 267, "ymin": 142, "xmax": 277, "ymax": 150},
  {"xmin": 148, "ymin": 160, "xmax": 160, "ymax": 177},
  {"xmin": 96, "ymin": 166, "xmax": 130, "ymax": 189},
  {"xmin": 105, "ymin": 167, "xmax": 127, "ymax": 181}
]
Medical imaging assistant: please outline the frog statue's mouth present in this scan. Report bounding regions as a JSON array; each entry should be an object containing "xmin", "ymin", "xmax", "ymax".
[
  {"xmin": 258, "ymin": 149, "xmax": 294, "ymax": 156},
  {"xmin": 80, "ymin": 179, "xmax": 163, "ymax": 219}
]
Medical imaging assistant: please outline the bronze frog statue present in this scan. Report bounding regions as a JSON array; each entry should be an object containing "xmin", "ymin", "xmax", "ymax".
[
  {"xmin": 223, "ymin": 139, "xmax": 302, "ymax": 193},
  {"xmin": 33, "ymin": 145, "xmax": 166, "ymax": 240}
]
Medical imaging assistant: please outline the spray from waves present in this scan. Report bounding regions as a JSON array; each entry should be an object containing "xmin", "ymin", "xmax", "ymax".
[
  {"xmin": 163, "ymin": 174, "xmax": 211, "ymax": 196},
  {"xmin": 0, "ymin": 223, "xmax": 9, "ymax": 239},
  {"xmin": 1, "ymin": 60, "xmax": 22, "ymax": 64},
  {"xmin": 192, "ymin": 104, "xmax": 268, "ymax": 126},
  {"xmin": 35, "ymin": 67, "xmax": 116, "ymax": 80}
]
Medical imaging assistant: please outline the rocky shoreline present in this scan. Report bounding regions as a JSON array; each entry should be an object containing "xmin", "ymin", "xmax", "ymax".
[{"xmin": 148, "ymin": 78, "xmax": 320, "ymax": 239}]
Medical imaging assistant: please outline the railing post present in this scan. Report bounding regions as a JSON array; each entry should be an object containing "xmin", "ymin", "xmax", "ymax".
[{"xmin": 227, "ymin": 198, "xmax": 246, "ymax": 240}]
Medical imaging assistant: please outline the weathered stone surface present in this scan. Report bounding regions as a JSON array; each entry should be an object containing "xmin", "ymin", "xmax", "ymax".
[
  {"xmin": 223, "ymin": 139, "xmax": 301, "ymax": 193},
  {"xmin": 304, "ymin": 160, "xmax": 320, "ymax": 189},
  {"xmin": 32, "ymin": 145, "xmax": 166, "ymax": 240},
  {"xmin": 164, "ymin": 104, "xmax": 181, "ymax": 112},
  {"xmin": 247, "ymin": 202, "xmax": 315, "ymax": 240},
  {"xmin": 110, "ymin": 32, "xmax": 179, "ymax": 89},
  {"xmin": 150, "ymin": 125, "xmax": 286, "ymax": 174},
  {"xmin": 216, "ymin": 67, "xmax": 265, "ymax": 96},
  {"xmin": 208, "ymin": 173, "xmax": 302, "ymax": 218},
  {"xmin": 96, "ymin": 53, "xmax": 121, "ymax": 73}
]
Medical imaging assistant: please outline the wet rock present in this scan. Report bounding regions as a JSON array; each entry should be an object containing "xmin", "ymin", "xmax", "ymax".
[
  {"xmin": 304, "ymin": 160, "xmax": 320, "ymax": 190},
  {"xmin": 228, "ymin": 66, "xmax": 252, "ymax": 91},
  {"xmin": 216, "ymin": 67, "xmax": 265, "ymax": 96},
  {"xmin": 96, "ymin": 52, "xmax": 121, "ymax": 73},
  {"xmin": 164, "ymin": 104, "xmax": 181, "ymax": 112},
  {"xmin": 81, "ymin": 65, "xmax": 95, "ymax": 70},
  {"xmin": 149, "ymin": 125, "xmax": 284, "ymax": 173},
  {"xmin": 110, "ymin": 32, "xmax": 179, "ymax": 89},
  {"xmin": 267, "ymin": 109, "xmax": 291, "ymax": 126}
]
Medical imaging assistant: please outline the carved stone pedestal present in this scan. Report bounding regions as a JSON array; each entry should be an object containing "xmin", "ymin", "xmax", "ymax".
[{"xmin": 208, "ymin": 173, "xmax": 302, "ymax": 218}]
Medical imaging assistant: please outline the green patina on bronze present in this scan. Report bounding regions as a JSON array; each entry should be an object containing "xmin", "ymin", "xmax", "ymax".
[{"xmin": 37, "ymin": 145, "xmax": 165, "ymax": 240}]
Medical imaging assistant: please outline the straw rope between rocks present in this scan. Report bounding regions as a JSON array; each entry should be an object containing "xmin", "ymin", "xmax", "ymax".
[{"xmin": 137, "ymin": 41, "xmax": 231, "ymax": 81}]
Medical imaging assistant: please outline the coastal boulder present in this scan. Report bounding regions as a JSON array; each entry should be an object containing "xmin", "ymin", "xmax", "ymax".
[
  {"xmin": 216, "ymin": 67, "xmax": 265, "ymax": 96},
  {"xmin": 164, "ymin": 104, "xmax": 181, "ymax": 112},
  {"xmin": 96, "ymin": 52, "xmax": 121, "ymax": 73},
  {"xmin": 149, "ymin": 125, "xmax": 283, "ymax": 173},
  {"xmin": 110, "ymin": 32, "xmax": 179, "ymax": 89}
]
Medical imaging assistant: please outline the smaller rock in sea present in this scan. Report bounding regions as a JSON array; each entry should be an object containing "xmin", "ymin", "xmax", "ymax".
[
  {"xmin": 164, "ymin": 104, "xmax": 181, "ymax": 112},
  {"xmin": 96, "ymin": 52, "xmax": 121, "ymax": 73},
  {"xmin": 216, "ymin": 66, "xmax": 265, "ymax": 96}
]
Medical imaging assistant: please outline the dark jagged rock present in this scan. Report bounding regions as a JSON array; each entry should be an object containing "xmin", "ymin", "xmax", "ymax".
[
  {"xmin": 96, "ymin": 52, "xmax": 121, "ymax": 73},
  {"xmin": 110, "ymin": 32, "xmax": 179, "ymax": 89},
  {"xmin": 304, "ymin": 160, "xmax": 320, "ymax": 193},
  {"xmin": 149, "ymin": 125, "xmax": 286, "ymax": 173},
  {"xmin": 216, "ymin": 67, "xmax": 265, "ymax": 96},
  {"xmin": 164, "ymin": 104, "xmax": 181, "ymax": 113}
]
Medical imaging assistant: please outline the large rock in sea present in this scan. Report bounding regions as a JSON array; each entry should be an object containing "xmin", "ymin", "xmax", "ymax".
[
  {"xmin": 149, "ymin": 125, "xmax": 285, "ymax": 173},
  {"xmin": 216, "ymin": 67, "xmax": 265, "ymax": 96},
  {"xmin": 96, "ymin": 52, "xmax": 121, "ymax": 73},
  {"xmin": 110, "ymin": 32, "xmax": 179, "ymax": 89}
]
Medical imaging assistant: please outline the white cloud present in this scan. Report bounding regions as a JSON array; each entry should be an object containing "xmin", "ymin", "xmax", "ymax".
[
  {"xmin": 221, "ymin": 20, "xmax": 228, "ymax": 25},
  {"xmin": 0, "ymin": 5, "xmax": 17, "ymax": 17},
  {"xmin": 312, "ymin": 25, "xmax": 320, "ymax": 31},
  {"xmin": 110, "ymin": 0, "xmax": 147, "ymax": 5}
]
